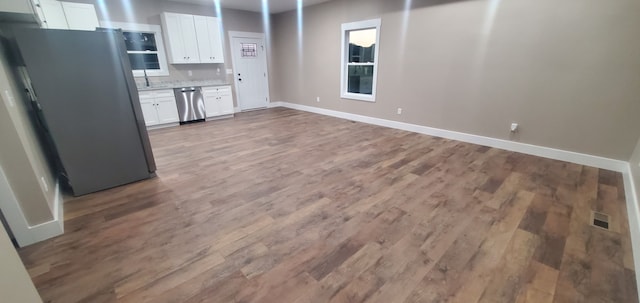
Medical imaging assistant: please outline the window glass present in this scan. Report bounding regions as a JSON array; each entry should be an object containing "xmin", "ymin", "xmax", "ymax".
[
  {"xmin": 122, "ymin": 31, "xmax": 161, "ymax": 71},
  {"xmin": 128, "ymin": 53, "xmax": 160, "ymax": 70},
  {"xmin": 347, "ymin": 65, "xmax": 374, "ymax": 94},
  {"xmin": 348, "ymin": 29, "xmax": 376, "ymax": 63},
  {"xmin": 123, "ymin": 32, "xmax": 158, "ymax": 51},
  {"xmin": 110, "ymin": 23, "xmax": 168, "ymax": 76}
]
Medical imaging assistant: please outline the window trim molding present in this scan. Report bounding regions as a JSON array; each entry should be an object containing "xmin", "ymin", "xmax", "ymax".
[
  {"xmin": 99, "ymin": 21, "xmax": 170, "ymax": 77},
  {"xmin": 340, "ymin": 18, "xmax": 381, "ymax": 102}
]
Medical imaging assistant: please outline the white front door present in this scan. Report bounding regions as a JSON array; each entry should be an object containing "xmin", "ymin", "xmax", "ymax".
[{"xmin": 230, "ymin": 34, "xmax": 269, "ymax": 111}]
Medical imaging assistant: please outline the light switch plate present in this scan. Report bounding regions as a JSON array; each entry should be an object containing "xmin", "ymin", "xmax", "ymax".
[{"xmin": 3, "ymin": 90, "xmax": 15, "ymax": 107}]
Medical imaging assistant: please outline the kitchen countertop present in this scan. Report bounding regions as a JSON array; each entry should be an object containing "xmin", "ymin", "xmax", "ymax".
[{"xmin": 136, "ymin": 80, "xmax": 231, "ymax": 91}]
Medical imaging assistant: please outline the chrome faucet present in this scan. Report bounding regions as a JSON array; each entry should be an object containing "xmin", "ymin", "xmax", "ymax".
[{"xmin": 143, "ymin": 68, "xmax": 150, "ymax": 87}]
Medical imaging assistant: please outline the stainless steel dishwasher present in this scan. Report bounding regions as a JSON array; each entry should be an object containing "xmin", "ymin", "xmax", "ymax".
[{"xmin": 174, "ymin": 86, "xmax": 205, "ymax": 124}]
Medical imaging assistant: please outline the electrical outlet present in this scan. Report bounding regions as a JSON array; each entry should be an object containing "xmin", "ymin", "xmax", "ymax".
[
  {"xmin": 40, "ymin": 176, "xmax": 48, "ymax": 192},
  {"xmin": 226, "ymin": 69, "xmax": 233, "ymax": 75},
  {"xmin": 510, "ymin": 123, "xmax": 519, "ymax": 132},
  {"xmin": 316, "ymin": 97, "xmax": 320, "ymax": 102},
  {"xmin": 397, "ymin": 108, "xmax": 402, "ymax": 115},
  {"xmin": 188, "ymin": 70, "xmax": 193, "ymax": 77}
]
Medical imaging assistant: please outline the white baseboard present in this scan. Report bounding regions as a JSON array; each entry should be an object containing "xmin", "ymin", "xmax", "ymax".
[
  {"xmin": 274, "ymin": 101, "xmax": 627, "ymax": 172},
  {"xmin": 147, "ymin": 122, "xmax": 180, "ymax": 130},
  {"xmin": 268, "ymin": 102, "xmax": 283, "ymax": 108},
  {"xmin": 26, "ymin": 182, "xmax": 64, "ymax": 246},
  {"xmin": 272, "ymin": 101, "xmax": 640, "ymax": 292},
  {"xmin": 623, "ymin": 167, "xmax": 640, "ymax": 291},
  {"xmin": 0, "ymin": 165, "xmax": 64, "ymax": 247}
]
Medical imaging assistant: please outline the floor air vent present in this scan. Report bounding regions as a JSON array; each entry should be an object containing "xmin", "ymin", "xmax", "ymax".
[{"xmin": 591, "ymin": 211, "xmax": 610, "ymax": 230}]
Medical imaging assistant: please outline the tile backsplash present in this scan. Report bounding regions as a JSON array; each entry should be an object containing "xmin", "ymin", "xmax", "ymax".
[{"xmin": 137, "ymin": 62, "xmax": 228, "ymax": 83}]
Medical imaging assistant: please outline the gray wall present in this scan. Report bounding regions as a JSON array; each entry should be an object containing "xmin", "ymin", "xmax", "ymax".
[
  {"xmin": 0, "ymin": 223, "xmax": 42, "ymax": 302},
  {"xmin": 65, "ymin": 0, "xmax": 264, "ymax": 105},
  {"xmin": 271, "ymin": 0, "xmax": 640, "ymax": 160}
]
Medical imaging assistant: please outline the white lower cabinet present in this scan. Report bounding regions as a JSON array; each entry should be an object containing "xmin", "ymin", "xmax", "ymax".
[
  {"xmin": 140, "ymin": 99, "xmax": 160, "ymax": 125},
  {"xmin": 138, "ymin": 90, "xmax": 179, "ymax": 126},
  {"xmin": 203, "ymin": 86, "xmax": 234, "ymax": 119}
]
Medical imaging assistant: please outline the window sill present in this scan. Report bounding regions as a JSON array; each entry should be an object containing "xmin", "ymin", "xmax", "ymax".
[{"xmin": 341, "ymin": 93, "xmax": 376, "ymax": 102}]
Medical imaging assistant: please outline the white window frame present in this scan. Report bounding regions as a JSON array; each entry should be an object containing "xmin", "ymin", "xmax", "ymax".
[
  {"xmin": 99, "ymin": 21, "xmax": 170, "ymax": 77},
  {"xmin": 340, "ymin": 18, "xmax": 381, "ymax": 102}
]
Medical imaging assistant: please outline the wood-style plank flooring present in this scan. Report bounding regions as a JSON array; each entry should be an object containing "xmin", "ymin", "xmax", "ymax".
[{"xmin": 19, "ymin": 108, "xmax": 638, "ymax": 302}]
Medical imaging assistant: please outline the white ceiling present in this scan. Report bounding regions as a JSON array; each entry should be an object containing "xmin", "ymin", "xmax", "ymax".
[{"xmin": 167, "ymin": 0, "xmax": 333, "ymax": 14}]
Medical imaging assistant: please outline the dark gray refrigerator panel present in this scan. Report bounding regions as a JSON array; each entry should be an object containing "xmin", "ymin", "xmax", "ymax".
[{"xmin": 14, "ymin": 29, "xmax": 155, "ymax": 196}]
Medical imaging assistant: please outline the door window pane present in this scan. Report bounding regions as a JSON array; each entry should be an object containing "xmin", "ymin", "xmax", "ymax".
[
  {"xmin": 347, "ymin": 65, "xmax": 374, "ymax": 94},
  {"xmin": 241, "ymin": 43, "xmax": 257, "ymax": 57},
  {"xmin": 348, "ymin": 28, "xmax": 376, "ymax": 63}
]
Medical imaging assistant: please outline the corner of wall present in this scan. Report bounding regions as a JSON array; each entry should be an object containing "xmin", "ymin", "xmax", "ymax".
[
  {"xmin": 626, "ymin": 138, "xmax": 640, "ymax": 290},
  {"xmin": 623, "ymin": 162, "xmax": 640, "ymax": 297},
  {"xmin": 0, "ymin": 166, "xmax": 63, "ymax": 247}
]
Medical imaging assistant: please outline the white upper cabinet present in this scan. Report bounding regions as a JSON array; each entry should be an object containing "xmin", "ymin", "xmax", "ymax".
[
  {"xmin": 194, "ymin": 16, "xmax": 224, "ymax": 64},
  {"xmin": 60, "ymin": 2, "xmax": 98, "ymax": 30},
  {"xmin": 177, "ymin": 13, "xmax": 200, "ymax": 63},
  {"xmin": 35, "ymin": 0, "xmax": 98, "ymax": 31},
  {"xmin": 161, "ymin": 12, "xmax": 224, "ymax": 64},
  {"xmin": 0, "ymin": 0, "xmax": 35, "ymax": 15},
  {"xmin": 161, "ymin": 13, "xmax": 187, "ymax": 64},
  {"xmin": 162, "ymin": 12, "xmax": 200, "ymax": 64},
  {"xmin": 37, "ymin": 0, "xmax": 68, "ymax": 29}
]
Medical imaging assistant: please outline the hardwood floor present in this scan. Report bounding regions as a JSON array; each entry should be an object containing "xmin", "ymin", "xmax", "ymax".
[{"xmin": 19, "ymin": 108, "xmax": 637, "ymax": 303}]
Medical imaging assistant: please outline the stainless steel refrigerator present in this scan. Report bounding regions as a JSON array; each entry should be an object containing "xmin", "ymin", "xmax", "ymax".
[{"xmin": 13, "ymin": 28, "xmax": 156, "ymax": 196}]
